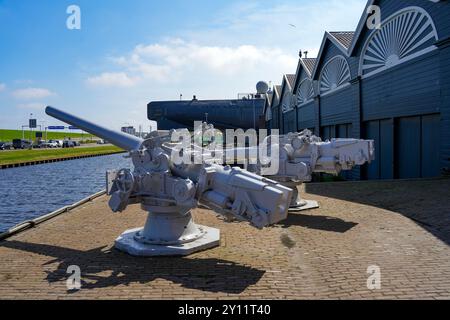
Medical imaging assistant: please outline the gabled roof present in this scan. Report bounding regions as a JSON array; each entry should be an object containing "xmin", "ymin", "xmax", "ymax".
[
  {"xmin": 293, "ymin": 58, "xmax": 317, "ymax": 94},
  {"xmin": 270, "ymin": 85, "xmax": 282, "ymax": 109},
  {"xmin": 329, "ymin": 32, "xmax": 355, "ymax": 50},
  {"xmin": 285, "ymin": 74, "xmax": 296, "ymax": 90},
  {"xmin": 266, "ymin": 92, "xmax": 273, "ymax": 106},
  {"xmin": 311, "ymin": 31, "xmax": 352, "ymax": 80},
  {"xmin": 348, "ymin": 0, "xmax": 376, "ymax": 55},
  {"xmin": 277, "ymin": 74, "xmax": 296, "ymax": 112},
  {"xmin": 302, "ymin": 58, "xmax": 317, "ymax": 76},
  {"xmin": 278, "ymin": 74, "xmax": 296, "ymax": 104},
  {"xmin": 274, "ymin": 85, "xmax": 282, "ymax": 97},
  {"xmin": 263, "ymin": 91, "xmax": 274, "ymax": 115}
]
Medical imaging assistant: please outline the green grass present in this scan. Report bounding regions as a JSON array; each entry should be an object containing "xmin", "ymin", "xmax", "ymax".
[
  {"xmin": 0, "ymin": 146, "xmax": 124, "ymax": 165},
  {"xmin": 0, "ymin": 129, "xmax": 94, "ymax": 142}
]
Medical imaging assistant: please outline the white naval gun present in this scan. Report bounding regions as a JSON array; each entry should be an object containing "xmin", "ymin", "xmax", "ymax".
[
  {"xmin": 196, "ymin": 124, "xmax": 374, "ymax": 211},
  {"xmin": 45, "ymin": 106, "xmax": 293, "ymax": 257},
  {"xmin": 255, "ymin": 130, "xmax": 375, "ymax": 210}
]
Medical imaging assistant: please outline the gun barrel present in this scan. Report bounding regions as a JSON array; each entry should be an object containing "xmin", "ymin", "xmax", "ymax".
[{"xmin": 45, "ymin": 106, "xmax": 143, "ymax": 151}]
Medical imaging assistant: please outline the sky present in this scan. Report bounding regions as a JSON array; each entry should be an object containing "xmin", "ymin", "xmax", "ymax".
[{"xmin": 0, "ymin": 0, "xmax": 367, "ymax": 131}]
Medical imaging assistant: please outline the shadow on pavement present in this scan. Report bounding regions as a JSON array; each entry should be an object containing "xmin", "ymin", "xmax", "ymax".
[
  {"xmin": 304, "ymin": 178, "xmax": 450, "ymax": 246},
  {"xmin": 279, "ymin": 213, "xmax": 358, "ymax": 233},
  {"xmin": 0, "ymin": 240, "xmax": 265, "ymax": 294}
]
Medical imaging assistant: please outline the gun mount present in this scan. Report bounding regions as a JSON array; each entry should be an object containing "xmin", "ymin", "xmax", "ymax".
[
  {"xmin": 256, "ymin": 130, "xmax": 375, "ymax": 210},
  {"xmin": 45, "ymin": 106, "xmax": 292, "ymax": 256}
]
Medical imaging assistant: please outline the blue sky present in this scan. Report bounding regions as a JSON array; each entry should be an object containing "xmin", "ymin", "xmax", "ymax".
[{"xmin": 0, "ymin": 0, "xmax": 366, "ymax": 130}]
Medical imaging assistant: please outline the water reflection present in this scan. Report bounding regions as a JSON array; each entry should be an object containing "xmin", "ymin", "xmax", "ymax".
[{"xmin": 0, "ymin": 154, "xmax": 131, "ymax": 232}]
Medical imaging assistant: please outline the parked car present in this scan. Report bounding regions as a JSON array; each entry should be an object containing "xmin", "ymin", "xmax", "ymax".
[
  {"xmin": 48, "ymin": 140, "xmax": 62, "ymax": 148},
  {"xmin": 37, "ymin": 141, "xmax": 58, "ymax": 148},
  {"xmin": 48, "ymin": 141, "xmax": 59, "ymax": 148},
  {"xmin": 32, "ymin": 141, "xmax": 45, "ymax": 149},
  {"xmin": 62, "ymin": 140, "xmax": 76, "ymax": 148},
  {"xmin": 13, "ymin": 139, "xmax": 32, "ymax": 150},
  {"xmin": 0, "ymin": 141, "xmax": 12, "ymax": 150},
  {"xmin": 96, "ymin": 139, "xmax": 105, "ymax": 144},
  {"xmin": 72, "ymin": 140, "xmax": 80, "ymax": 147}
]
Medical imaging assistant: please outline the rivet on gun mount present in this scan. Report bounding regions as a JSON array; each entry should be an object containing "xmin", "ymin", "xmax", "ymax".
[{"xmin": 45, "ymin": 106, "xmax": 293, "ymax": 257}]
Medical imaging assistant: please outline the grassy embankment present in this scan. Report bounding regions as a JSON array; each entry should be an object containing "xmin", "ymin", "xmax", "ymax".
[
  {"xmin": 0, "ymin": 146, "xmax": 124, "ymax": 166},
  {"xmin": 0, "ymin": 129, "xmax": 94, "ymax": 142}
]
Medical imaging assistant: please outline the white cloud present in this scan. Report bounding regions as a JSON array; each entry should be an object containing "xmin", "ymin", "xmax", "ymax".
[
  {"xmin": 88, "ymin": 39, "xmax": 298, "ymax": 89},
  {"xmin": 12, "ymin": 87, "xmax": 55, "ymax": 100},
  {"xmin": 85, "ymin": 0, "xmax": 365, "ymax": 95},
  {"xmin": 0, "ymin": 83, "xmax": 5, "ymax": 92},
  {"xmin": 86, "ymin": 72, "xmax": 140, "ymax": 88},
  {"xmin": 16, "ymin": 102, "xmax": 46, "ymax": 110}
]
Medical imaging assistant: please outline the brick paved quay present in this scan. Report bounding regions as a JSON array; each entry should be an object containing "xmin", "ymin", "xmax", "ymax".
[{"xmin": 0, "ymin": 178, "xmax": 449, "ymax": 300}]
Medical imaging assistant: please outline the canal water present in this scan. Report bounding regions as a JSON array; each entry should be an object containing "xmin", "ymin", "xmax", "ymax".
[{"xmin": 0, "ymin": 153, "xmax": 131, "ymax": 233}]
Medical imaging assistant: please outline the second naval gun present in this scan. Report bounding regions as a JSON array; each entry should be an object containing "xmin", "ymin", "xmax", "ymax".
[
  {"xmin": 196, "ymin": 124, "xmax": 375, "ymax": 210},
  {"xmin": 45, "ymin": 106, "xmax": 293, "ymax": 257},
  {"xmin": 256, "ymin": 130, "xmax": 375, "ymax": 210}
]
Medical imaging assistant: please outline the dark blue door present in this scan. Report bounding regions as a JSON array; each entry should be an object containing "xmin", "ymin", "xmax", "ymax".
[
  {"xmin": 365, "ymin": 121, "xmax": 380, "ymax": 179},
  {"xmin": 337, "ymin": 124, "xmax": 348, "ymax": 139},
  {"xmin": 421, "ymin": 114, "xmax": 441, "ymax": 178},
  {"xmin": 397, "ymin": 117, "xmax": 421, "ymax": 179},
  {"xmin": 379, "ymin": 119, "xmax": 394, "ymax": 179}
]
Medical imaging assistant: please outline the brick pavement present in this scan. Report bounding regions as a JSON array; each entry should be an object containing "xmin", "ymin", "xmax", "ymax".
[{"xmin": 0, "ymin": 179, "xmax": 449, "ymax": 300}]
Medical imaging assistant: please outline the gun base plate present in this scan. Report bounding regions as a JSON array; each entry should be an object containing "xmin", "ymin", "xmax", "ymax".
[{"xmin": 115, "ymin": 226, "xmax": 220, "ymax": 257}]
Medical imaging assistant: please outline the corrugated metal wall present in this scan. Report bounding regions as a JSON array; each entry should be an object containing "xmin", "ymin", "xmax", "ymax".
[
  {"xmin": 439, "ymin": 41, "xmax": 450, "ymax": 175},
  {"xmin": 283, "ymin": 110, "xmax": 296, "ymax": 134},
  {"xmin": 297, "ymin": 102, "xmax": 315, "ymax": 130}
]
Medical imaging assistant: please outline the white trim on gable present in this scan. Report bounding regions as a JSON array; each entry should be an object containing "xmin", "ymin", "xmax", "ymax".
[
  {"xmin": 296, "ymin": 78, "xmax": 315, "ymax": 107},
  {"xmin": 311, "ymin": 32, "xmax": 350, "ymax": 80},
  {"xmin": 319, "ymin": 55, "xmax": 351, "ymax": 95},
  {"xmin": 358, "ymin": 6, "xmax": 439, "ymax": 79},
  {"xmin": 293, "ymin": 58, "xmax": 317, "ymax": 95},
  {"xmin": 348, "ymin": 0, "xmax": 442, "ymax": 55}
]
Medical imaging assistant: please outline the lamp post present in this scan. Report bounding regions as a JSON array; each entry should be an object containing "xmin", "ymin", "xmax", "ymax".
[{"xmin": 41, "ymin": 120, "xmax": 47, "ymax": 141}]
